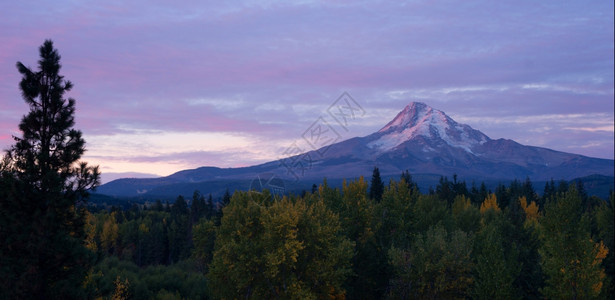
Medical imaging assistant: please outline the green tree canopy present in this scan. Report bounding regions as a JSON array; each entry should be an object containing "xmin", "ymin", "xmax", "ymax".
[
  {"xmin": 540, "ymin": 186, "xmax": 608, "ymax": 299},
  {"xmin": 208, "ymin": 191, "xmax": 353, "ymax": 299},
  {"xmin": 473, "ymin": 213, "xmax": 521, "ymax": 300},
  {"xmin": 388, "ymin": 226, "xmax": 474, "ymax": 299}
]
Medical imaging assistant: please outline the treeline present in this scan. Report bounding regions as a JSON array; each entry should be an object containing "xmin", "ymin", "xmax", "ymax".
[
  {"xmin": 82, "ymin": 191, "xmax": 224, "ymax": 299},
  {"xmin": 83, "ymin": 173, "xmax": 614, "ymax": 299}
]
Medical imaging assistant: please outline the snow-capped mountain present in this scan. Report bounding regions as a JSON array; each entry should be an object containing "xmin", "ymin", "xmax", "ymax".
[
  {"xmin": 97, "ymin": 102, "xmax": 614, "ymax": 199},
  {"xmin": 367, "ymin": 102, "xmax": 489, "ymax": 154},
  {"xmin": 348, "ymin": 102, "xmax": 612, "ymax": 181}
]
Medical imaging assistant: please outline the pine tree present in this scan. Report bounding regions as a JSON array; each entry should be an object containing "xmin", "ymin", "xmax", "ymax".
[
  {"xmin": 222, "ymin": 188, "xmax": 231, "ymax": 207},
  {"xmin": 369, "ymin": 166, "xmax": 384, "ymax": 202},
  {"xmin": 400, "ymin": 169, "xmax": 417, "ymax": 191},
  {"xmin": 153, "ymin": 199, "xmax": 164, "ymax": 211},
  {"xmin": 495, "ymin": 183, "xmax": 510, "ymax": 209},
  {"xmin": 206, "ymin": 193, "xmax": 214, "ymax": 219},
  {"xmin": 522, "ymin": 177, "xmax": 538, "ymax": 204},
  {"xmin": 190, "ymin": 190, "xmax": 206, "ymax": 223},
  {"xmin": 540, "ymin": 179, "xmax": 556, "ymax": 209},
  {"xmin": 169, "ymin": 195, "xmax": 190, "ymax": 263},
  {"xmin": 0, "ymin": 40, "xmax": 100, "ymax": 299},
  {"xmin": 436, "ymin": 176, "xmax": 455, "ymax": 206}
]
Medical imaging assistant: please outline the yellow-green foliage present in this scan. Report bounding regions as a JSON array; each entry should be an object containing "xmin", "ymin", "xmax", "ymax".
[
  {"xmin": 191, "ymin": 219, "xmax": 216, "ymax": 271},
  {"xmin": 480, "ymin": 193, "xmax": 501, "ymax": 214},
  {"xmin": 378, "ymin": 179, "xmax": 419, "ymax": 247},
  {"xmin": 101, "ymin": 212, "xmax": 119, "ymax": 254},
  {"xmin": 111, "ymin": 276, "xmax": 131, "ymax": 300},
  {"xmin": 208, "ymin": 191, "xmax": 353, "ymax": 299},
  {"xmin": 519, "ymin": 196, "xmax": 540, "ymax": 228},
  {"xmin": 452, "ymin": 195, "xmax": 481, "ymax": 234}
]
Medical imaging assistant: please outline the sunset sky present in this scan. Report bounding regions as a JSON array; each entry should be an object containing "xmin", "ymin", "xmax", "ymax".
[{"xmin": 1, "ymin": 1, "xmax": 613, "ymax": 183}]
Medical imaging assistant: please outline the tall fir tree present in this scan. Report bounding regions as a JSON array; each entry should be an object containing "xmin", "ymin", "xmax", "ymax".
[
  {"xmin": 369, "ymin": 166, "xmax": 384, "ymax": 202},
  {"xmin": 222, "ymin": 188, "xmax": 231, "ymax": 207},
  {"xmin": 0, "ymin": 40, "xmax": 100, "ymax": 299},
  {"xmin": 436, "ymin": 176, "xmax": 455, "ymax": 206},
  {"xmin": 400, "ymin": 169, "xmax": 417, "ymax": 191},
  {"xmin": 169, "ymin": 195, "xmax": 190, "ymax": 263},
  {"xmin": 206, "ymin": 193, "xmax": 215, "ymax": 219}
]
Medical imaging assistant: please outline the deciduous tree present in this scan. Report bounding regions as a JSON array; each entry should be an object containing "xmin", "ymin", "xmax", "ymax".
[{"xmin": 208, "ymin": 191, "xmax": 353, "ymax": 299}]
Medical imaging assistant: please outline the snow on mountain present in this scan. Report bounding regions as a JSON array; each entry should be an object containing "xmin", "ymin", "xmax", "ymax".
[{"xmin": 368, "ymin": 102, "xmax": 489, "ymax": 153}]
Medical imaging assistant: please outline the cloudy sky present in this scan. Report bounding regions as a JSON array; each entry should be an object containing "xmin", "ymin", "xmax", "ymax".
[{"xmin": 1, "ymin": 1, "xmax": 613, "ymax": 182}]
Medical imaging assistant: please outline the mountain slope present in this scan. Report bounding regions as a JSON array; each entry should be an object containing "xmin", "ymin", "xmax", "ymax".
[{"xmin": 97, "ymin": 102, "xmax": 614, "ymax": 198}]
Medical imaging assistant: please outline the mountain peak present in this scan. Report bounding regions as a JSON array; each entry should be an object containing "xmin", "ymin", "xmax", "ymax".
[
  {"xmin": 369, "ymin": 102, "xmax": 489, "ymax": 153},
  {"xmin": 379, "ymin": 102, "xmax": 437, "ymax": 133}
]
